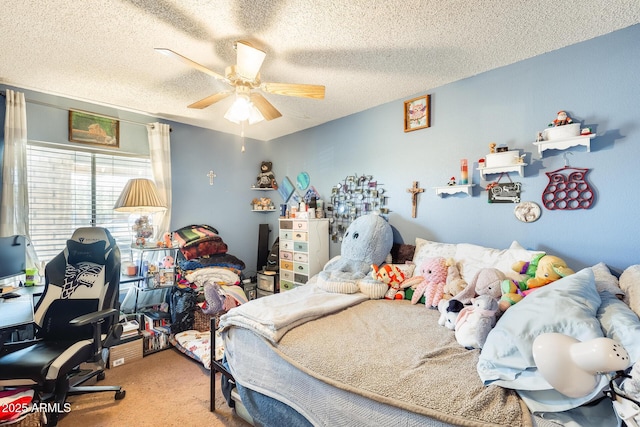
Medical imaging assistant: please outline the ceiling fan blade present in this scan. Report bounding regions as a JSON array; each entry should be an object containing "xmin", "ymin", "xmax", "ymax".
[
  {"xmin": 261, "ymin": 82, "xmax": 325, "ymax": 99},
  {"xmin": 235, "ymin": 41, "xmax": 266, "ymax": 81},
  {"xmin": 250, "ymin": 93, "xmax": 282, "ymax": 121},
  {"xmin": 155, "ymin": 48, "xmax": 228, "ymax": 83},
  {"xmin": 188, "ymin": 92, "xmax": 232, "ymax": 109}
]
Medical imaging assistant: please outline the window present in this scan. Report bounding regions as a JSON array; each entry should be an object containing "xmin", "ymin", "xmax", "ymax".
[{"xmin": 26, "ymin": 142, "xmax": 152, "ymax": 266}]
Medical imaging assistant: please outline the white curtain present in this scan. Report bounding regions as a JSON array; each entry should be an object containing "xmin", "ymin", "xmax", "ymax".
[
  {"xmin": 147, "ymin": 122, "xmax": 172, "ymax": 239},
  {"xmin": 1, "ymin": 89, "xmax": 38, "ymax": 266},
  {"xmin": 1, "ymin": 90, "xmax": 29, "ymax": 237}
]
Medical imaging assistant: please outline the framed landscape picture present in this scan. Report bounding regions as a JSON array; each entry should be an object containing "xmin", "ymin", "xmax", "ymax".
[
  {"xmin": 69, "ymin": 110, "xmax": 119, "ymax": 147},
  {"xmin": 404, "ymin": 94, "xmax": 431, "ymax": 132}
]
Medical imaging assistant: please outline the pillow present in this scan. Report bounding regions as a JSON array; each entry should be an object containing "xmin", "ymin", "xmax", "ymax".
[
  {"xmin": 478, "ymin": 268, "xmax": 603, "ymax": 411},
  {"xmin": 597, "ymin": 290, "xmax": 640, "ymax": 362},
  {"xmin": 591, "ymin": 262, "xmax": 624, "ymax": 297},
  {"xmin": 454, "ymin": 241, "xmax": 542, "ymax": 282},
  {"xmin": 390, "ymin": 263, "xmax": 415, "ymax": 279},
  {"xmin": 411, "ymin": 238, "xmax": 457, "ymax": 276},
  {"xmin": 620, "ymin": 265, "xmax": 640, "ymax": 317},
  {"xmin": 66, "ymin": 239, "xmax": 106, "ymax": 265},
  {"xmin": 390, "ymin": 243, "xmax": 416, "ymax": 264}
]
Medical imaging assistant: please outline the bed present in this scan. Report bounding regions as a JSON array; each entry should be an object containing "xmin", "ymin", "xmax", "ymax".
[{"xmin": 212, "ymin": 238, "xmax": 640, "ymax": 427}]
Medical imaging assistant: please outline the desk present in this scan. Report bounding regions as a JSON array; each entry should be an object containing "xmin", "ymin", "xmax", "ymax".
[{"xmin": 0, "ymin": 286, "xmax": 43, "ymax": 342}]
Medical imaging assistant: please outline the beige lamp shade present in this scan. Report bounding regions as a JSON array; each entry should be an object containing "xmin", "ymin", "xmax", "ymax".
[{"xmin": 113, "ymin": 178, "xmax": 167, "ymax": 213}]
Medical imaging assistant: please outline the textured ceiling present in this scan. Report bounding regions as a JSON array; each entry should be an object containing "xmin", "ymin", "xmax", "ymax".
[{"xmin": 1, "ymin": 1, "xmax": 638, "ymax": 141}]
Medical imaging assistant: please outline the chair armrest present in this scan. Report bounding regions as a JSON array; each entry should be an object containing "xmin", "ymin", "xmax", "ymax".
[{"xmin": 70, "ymin": 308, "xmax": 119, "ymax": 327}]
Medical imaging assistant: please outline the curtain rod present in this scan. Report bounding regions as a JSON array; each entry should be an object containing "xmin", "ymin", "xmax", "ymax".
[{"xmin": 1, "ymin": 91, "xmax": 171, "ymax": 131}]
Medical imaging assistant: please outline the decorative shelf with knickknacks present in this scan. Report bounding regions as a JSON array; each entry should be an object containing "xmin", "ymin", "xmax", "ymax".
[
  {"xmin": 532, "ymin": 110, "xmax": 596, "ymax": 156},
  {"xmin": 251, "ymin": 160, "xmax": 278, "ymax": 212},
  {"xmin": 434, "ymin": 159, "xmax": 475, "ymax": 197},
  {"xmin": 477, "ymin": 143, "xmax": 527, "ymax": 180}
]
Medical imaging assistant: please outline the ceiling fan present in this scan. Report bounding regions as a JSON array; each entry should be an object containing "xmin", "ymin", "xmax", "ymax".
[{"xmin": 155, "ymin": 41, "xmax": 325, "ymax": 124}]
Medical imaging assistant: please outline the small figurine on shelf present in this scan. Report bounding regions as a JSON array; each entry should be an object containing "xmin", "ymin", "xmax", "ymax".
[
  {"xmin": 251, "ymin": 198, "xmax": 261, "ymax": 210},
  {"xmin": 489, "ymin": 142, "xmax": 497, "ymax": 153},
  {"xmin": 550, "ymin": 110, "xmax": 573, "ymax": 127},
  {"xmin": 478, "ymin": 158, "xmax": 486, "ymax": 168},
  {"xmin": 260, "ymin": 197, "xmax": 273, "ymax": 210},
  {"xmin": 448, "ymin": 177, "xmax": 456, "ymax": 186},
  {"xmin": 256, "ymin": 161, "xmax": 277, "ymax": 188}
]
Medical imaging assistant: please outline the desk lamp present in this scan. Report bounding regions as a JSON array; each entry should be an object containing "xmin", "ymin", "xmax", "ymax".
[{"xmin": 113, "ymin": 178, "xmax": 166, "ymax": 247}]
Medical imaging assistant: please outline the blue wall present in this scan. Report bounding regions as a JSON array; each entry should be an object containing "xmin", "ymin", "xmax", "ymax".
[
  {"xmin": 2, "ymin": 24, "xmax": 639, "ymax": 275},
  {"xmin": 256, "ymin": 24, "xmax": 640, "ymax": 273}
]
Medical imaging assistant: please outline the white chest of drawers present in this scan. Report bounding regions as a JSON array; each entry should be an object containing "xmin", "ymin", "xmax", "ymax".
[{"xmin": 278, "ymin": 218, "xmax": 329, "ymax": 291}]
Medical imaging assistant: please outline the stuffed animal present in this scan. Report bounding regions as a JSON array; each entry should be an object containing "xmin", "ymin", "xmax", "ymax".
[
  {"xmin": 317, "ymin": 214, "xmax": 393, "ymax": 295},
  {"xmin": 451, "ymin": 267, "xmax": 505, "ymax": 305},
  {"xmin": 371, "ymin": 264, "xmax": 408, "ymax": 300},
  {"xmin": 500, "ymin": 253, "xmax": 575, "ymax": 311},
  {"xmin": 443, "ymin": 258, "xmax": 467, "ymax": 300},
  {"xmin": 437, "ymin": 298, "xmax": 464, "ymax": 330},
  {"xmin": 256, "ymin": 161, "xmax": 276, "ymax": 188},
  {"xmin": 410, "ymin": 257, "xmax": 448, "ymax": 308},
  {"xmin": 454, "ymin": 294, "xmax": 499, "ymax": 349}
]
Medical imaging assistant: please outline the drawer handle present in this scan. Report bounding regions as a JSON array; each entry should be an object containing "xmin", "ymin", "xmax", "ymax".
[
  {"xmin": 297, "ymin": 266, "xmax": 304, "ymax": 270},
  {"xmin": 297, "ymin": 223, "xmax": 303, "ymax": 228}
]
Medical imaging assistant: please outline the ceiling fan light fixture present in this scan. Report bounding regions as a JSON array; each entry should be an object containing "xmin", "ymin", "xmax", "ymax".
[{"xmin": 224, "ymin": 94, "xmax": 264, "ymax": 125}]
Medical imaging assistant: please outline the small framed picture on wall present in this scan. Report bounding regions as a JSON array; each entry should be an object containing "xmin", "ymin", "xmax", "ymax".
[{"xmin": 404, "ymin": 94, "xmax": 431, "ymax": 132}]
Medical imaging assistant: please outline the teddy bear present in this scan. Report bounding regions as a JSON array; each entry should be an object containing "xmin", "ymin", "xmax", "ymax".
[
  {"xmin": 454, "ymin": 294, "xmax": 499, "ymax": 349},
  {"xmin": 317, "ymin": 214, "xmax": 393, "ymax": 296},
  {"xmin": 410, "ymin": 256, "xmax": 449, "ymax": 309},
  {"xmin": 451, "ymin": 267, "xmax": 505, "ymax": 305},
  {"xmin": 443, "ymin": 258, "xmax": 467, "ymax": 300},
  {"xmin": 437, "ymin": 298, "xmax": 464, "ymax": 330},
  {"xmin": 371, "ymin": 263, "xmax": 408, "ymax": 300},
  {"xmin": 256, "ymin": 161, "xmax": 276, "ymax": 188},
  {"xmin": 499, "ymin": 253, "xmax": 575, "ymax": 311}
]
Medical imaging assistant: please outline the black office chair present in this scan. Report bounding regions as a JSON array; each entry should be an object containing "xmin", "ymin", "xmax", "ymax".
[{"xmin": 0, "ymin": 227, "xmax": 125, "ymax": 426}]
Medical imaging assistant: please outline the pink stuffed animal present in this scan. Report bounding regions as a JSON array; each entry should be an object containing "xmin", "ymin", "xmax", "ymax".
[{"xmin": 410, "ymin": 257, "xmax": 448, "ymax": 308}]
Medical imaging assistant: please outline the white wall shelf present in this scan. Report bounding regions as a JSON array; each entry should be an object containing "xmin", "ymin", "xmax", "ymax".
[
  {"xmin": 532, "ymin": 134, "xmax": 595, "ymax": 156},
  {"xmin": 478, "ymin": 164, "xmax": 526, "ymax": 180},
  {"xmin": 434, "ymin": 184, "xmax": 474, "ymax": 197}
]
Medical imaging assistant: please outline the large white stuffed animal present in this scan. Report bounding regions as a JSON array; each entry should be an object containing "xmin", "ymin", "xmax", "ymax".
[{"xmin": 317, "ymin": 214, "xmax": 393, "ymax": 295}]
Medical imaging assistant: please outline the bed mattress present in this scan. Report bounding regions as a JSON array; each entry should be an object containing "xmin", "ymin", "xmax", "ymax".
[{"xmin": 225, "ymin": 299, "xmax": 542, "ymax": 427}]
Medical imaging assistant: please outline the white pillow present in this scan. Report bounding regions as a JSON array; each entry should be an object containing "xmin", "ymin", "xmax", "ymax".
[
  {"xmin": 620, "ymin": 265, "xmax": 640, "ymax": 317},
  {"xmin": 454, "ymin": 241, "xmax": 542, "ymax": 282},
  {"xmin": 411, "ymin": 238, "xmax": 457, "ymax": 276},
  {"xmin": 390, "ymin": 263, "xmax": 416, "ymax": 279},
  {"xmin": 591, "ymin": 262, "xmax": 624, "ymax": 297}
]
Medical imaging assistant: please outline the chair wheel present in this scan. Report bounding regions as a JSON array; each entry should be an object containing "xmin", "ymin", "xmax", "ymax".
[
  {"xmin": 115, "ymin": 389, "xmax": 126, "ymax": 400},
  {"xmin": 97, "ymin": 372, "xmax": 106, "ymax": 381}
]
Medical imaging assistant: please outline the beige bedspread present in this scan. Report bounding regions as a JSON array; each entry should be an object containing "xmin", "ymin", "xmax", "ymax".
[{"xmin": 271, "ymin": 299, "xmax": 532, "ymax": 427}]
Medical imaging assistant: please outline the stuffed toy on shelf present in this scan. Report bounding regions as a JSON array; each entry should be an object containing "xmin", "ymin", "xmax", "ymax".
[{"xmin": 256, "ymin": 161, "xmax": 277, "ymax": 189}]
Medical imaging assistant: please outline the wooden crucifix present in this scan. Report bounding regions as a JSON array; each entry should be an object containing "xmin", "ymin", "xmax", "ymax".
[
  {"xmin": 407, "ymin": 181, "xmax": 424, "ymax": 218},
  {"xmin": 207, "ymin": 170, "xmax": 216, "ymax": 185}
]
